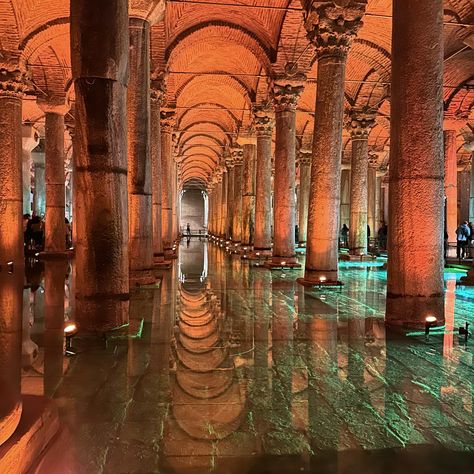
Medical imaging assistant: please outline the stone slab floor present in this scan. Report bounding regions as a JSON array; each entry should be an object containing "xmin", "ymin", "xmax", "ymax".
[{"xmin": 17, "ymin": 240, "xmax": 474, "ymax": 473}]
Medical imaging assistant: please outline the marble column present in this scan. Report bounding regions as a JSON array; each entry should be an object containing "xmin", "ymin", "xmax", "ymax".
[
  {"xmin": 40, "ymin": 104, "xmax": 69, "ymax": 254},
  {"xmin": 444, "ymin": 129, "xmax": 458, "ymax": 243},
  {"xmin": 386, "ymin": 0, "xmax": 445, "ymax": 327},
  {"xmin": 150, "ymin": 81, "xmax": 166, "ymax": 265},
  {"xmin": 367, "ymin": 160, "xmax": 377, "ymax": 240},
  {"xmin": 70, "ymin": 0, "xmax": 129, "ymax": 331},
  {"xmin": 300, "ymin": 2, "xmax": 366, "ymax": 283},
  {"xmin": 347, "ymin": 109, "xmax": 375, "ymax": 256},
  {"xmin": 458, "ymin": 169, "xmax": 470, "ymax": 224},
  {"xmin": 253, "ymin": 107, "xmax": 274, "ymax": 255},
  {"xmin": 225, "ymin": 156, "xmax": 235, "ymax": 240},
  {"xmin": 128, "ymin": 18, "xmax": 154, "ymax": 284},
  {"xmin": 22, "ymin": 125, "xmax": 39, "ymax": 215},
  {"xmin": 297, "ymin": 150, "xmax": 311, "ymax": 247},
  {"xmin": 468, "ymin": 149, "xmax": 474, "ymax": 222},
  {"xmin": 216, "ymin": 173, "xmax": 224, "ymax": 239},
  {"xmin": 242, "ymin": 142, "xmax": 256, "ymax": 249},
  {"xmin": 0, "ymin": 68, "xmax": 27, "ymax": 267},
  {"xmin": 160, "ymin": 108, "xmax": 176, "ymax": 256},
  {"xmin": 220, "ymin": 168, "xmax": 228, "ymax": 238},
  {"xmin": 340, "ymin": 166, "xmax": 351, "ymax": 227},
  {"xmin": 32, "ymin": 154, "xmax": 46, "ymax": 217},
  {"xmin": 0, "ymin": 270, "xmax": 23, "ymax": 446},
  {"xmin": 231, "ymin": 148, "xmax": 244, "ymax": 245},
  {"xmin": 171, "ymin": 160, "xmax": 178, "ymax": 241},
  {"xmin": 268, "ymin": 81, "xmax": 303, "ymax": 267}
]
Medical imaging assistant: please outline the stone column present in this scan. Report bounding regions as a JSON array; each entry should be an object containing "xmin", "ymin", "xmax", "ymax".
[
  {"xmin": 32, "ymin": 152, "xmax": 46, "ymax": 217},
  {"xmin": 225, "ymin": 156, "xmax": 235, "ymax": 240},
  {"xmin": 0, "ymin": 68, "xmax": 28, "ymax": 267},
  {"xmin": 467, "ymin": 146, "xmax": 474, "ymax": 222},
  {"xmin": 160, "ymin": 108, "xmax": 176, "ymax": 256},
  {"xmin": 253, "ymin": 106, "xmax": 274, "ymax": 256},
  {"xmin": 39, "ymin": 102, "xmax": 69, "ymax": 255},
  {"xmin": 220, "ymin": 168, "xmax": 228, "ymax": 238},
  {"xmin": 70, "ymin": 0, "xmax": 129, "ymax": 331},
  {"xmin": 299, "ymin": 1, "xmax": 366, "ymax": 284},
  {"xmin": 444, "ymin": 129, "xmax": 458, "ymax": 243},
  {"xmin": 0, "ymin": 269, "xmax": 23, "ymax": 446},
  {"xmin": 458, "ymin": 168, "xmax": 470, "ymax": 224},
  {"xmin": 216, "ymin": 172, "xmax": 224, "ymax": 239},
  {"xmin": 268, "ymin": 81, "xmax": 303, "ymax": 267},
  {"xmin": 231, "ymin": 148, "xmax": 244, "ymax": 245},
  {"xmin": 347, "ymin": 109, "xmax": 375, "ymax": 257},
  {"xmin": 242, "ymin": 142, "xmax": 256, "ymax": 249},
  {"xmin": 297, "ymin": 150, "xmax": 311, "ymax": 247},
  {"xmin": 128, "ymin": 17, "xmax": 154, "ymax": 284},
  {"xmin": 171, "ymin": 159, "xmax": 178, "ymax": 242},
  {"xmin": 367, "ymin": 157, "xmax": 377, "ymax": 240},
  {"xmin": 386, "ymin": 0, "xmax": 445, "ymax": 327},
  {"xmin": 340, "ymin": 165, "xmax": 351, "ymax": 227},
  {"xmin": 22, "ymin": 125, "xmax": 39, "ymax": 215},
  {"xmin": 150, "ymin": 80, "xmax": 166, "ymax": 265}
]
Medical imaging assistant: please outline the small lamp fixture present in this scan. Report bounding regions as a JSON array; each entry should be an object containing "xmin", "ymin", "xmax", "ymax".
[
  {"xmin": 64, "ymin": 322, "xmax": 78, "ymax": 356},
  {"xmin": 281, "ymin": 261, "xmax": 286, "ymax": 266},
  {"xmin": 425, "ymin": 315, "xmax": 437, "ymax": 337},
  {"xmin": 458, "ymin": 322, "xmax": 471, "ymax": 343},
  {"xmin": 7, "ymin": 261, "xmax": 14, "ymax": 274},
  {"xmin": 319, "ymin": 276, "xmax": 327, "ymax": 283}
]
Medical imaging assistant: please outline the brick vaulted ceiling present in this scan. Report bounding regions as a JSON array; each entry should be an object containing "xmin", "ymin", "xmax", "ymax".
[{"xmin": 1, "ymin": 0, "xmax": 473, "ymax": 188}]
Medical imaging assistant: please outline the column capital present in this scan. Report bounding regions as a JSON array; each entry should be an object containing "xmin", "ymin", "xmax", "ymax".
[
  {"xmin": 297, "ymin": 149, "xmax": 312, "ymax": 166},
  {"xmin": 346, "ymin": 107, "xmax": 376, "ymax": 140},
  {"xmin": 0, "ymin": 67, "xmax": 29, "ymax": 97},
  {"xmin": 150, "ymin": 70, "xmax": 167, "ymax": 104},
  {"xmin": 368, "ymin": 152, "xmax": 379, "ymax": 168},
  {"xmin": 22, "ymin": 124, "xmax": 40, "ymax": 152},
  {"xmin": 231, "ymin": 147, "xmax": 244, "ymax": 166},
  {"xmin": 160, "ymin": 107, "xmax": 176, "ymax": 132},
  {"xmin": 129, "ymin": 0, "xmax": 166, "ymax": 25},
  {"xmin": 37, "ymin": 98, "xmax": 70, "ymax": 115},
  {"xmin": 271, "ymin": 81, "xmax": 305, "ymax": 112},
  {"xmin": 252, "ymin": 104, "xmax": 275, "ymax": 136},
  {"xmin": 302, "ymin": 1, "xmax": 367, "ymax": 59}
]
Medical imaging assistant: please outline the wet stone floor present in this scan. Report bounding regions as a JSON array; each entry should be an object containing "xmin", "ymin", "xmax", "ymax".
[{"xmin": 12, "ymin": 240, "xmax": 474, "ymax": 473}]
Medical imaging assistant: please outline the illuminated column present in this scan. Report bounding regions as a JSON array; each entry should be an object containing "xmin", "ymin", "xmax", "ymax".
[
  {"xmin": 347, "ymin": 109, "xmax": 375, "ymax": 256},
  {"xmin": 269, "ymin": 80, "xmax": 303, "ymax": 267},
  {"xmin": 367, "ymin": 155, "xmax": 377, "ymax": 239},
  {"xmin": 0, "ymin": 270, "xmax": 23, "ymax": 446},
  {"xmin": 32, "ymin": 150, "xmax": 46, "ymax": 217},
  {"xmin": 458, "ymin": 168, "xmax": 470, "ymax": 223},
  {"xmin": 171, "ymin": 159, "xmax": 178, "ymax": 241},
  {"xmin": 300, "ymin": 1, "xmax": 366, "ymax": 283},
  {"xmin": 253, "ymin": 106, "xmax": 274, "ymax": 255},
  {"xmin": 225, "ymin": 155, "xmax": 235, "ymax": 239},
  {"xmin": 22, "ymin": 125, "xmax": 39, "ymax": 214},
  {"xmin": 297, "ymin": 150, "xmax": 311, "ymax": 247},
  {"xmin": 340, "ymin": 165, "xmax": 350, "ymax": 227},
  {"xmin": 220, "ymin": 168, "xmax": 228, "ymax": 238},
  {"xmin": 160, "ymin": 108, "xmax": 176, "ymax": 255},
  {"xmin": 386, "ymin": 0, "xmax": 445, "ymax": 327},
  {"xmin": 468, "ymin": 144, "xmax": 474, "ymax": 222},
  {"xmin": 71, "ymin": 0, "xmax": 129, "ymax": 331},
  {"xmin": 39, "ymin": 102, "xmax": 70, "ymax": 254},
  {"xmin": 128, "ymin": 17, "xmax": 154, "ymax": 284},
  {"xmin": 231, "ymin": 147, "xmax": 244, "ymax": 245},
  {"xmin": 0, "ymin": 67, "xmax": 28, "ymax": 267},
  {"xmin": 150, "ymin": 79, "xmax": 166, "ymax": 264},
  {"xmin": 444, "ymin": 128, "xmax": 458, "ymax": 243},
  {"xmin": 216, "ymin": 171, "xmax": 224, "ymax": 238},
  {"xmin": 242, "ymin": 142, "xmax": 256, "ymax": 248}
]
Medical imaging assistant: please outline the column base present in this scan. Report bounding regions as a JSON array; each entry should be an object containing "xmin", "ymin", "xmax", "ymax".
[
  {"xmin": 37, "ymin": 250, "xmax": 71, "ymax": 260},
  {"xmin": 130, "ymin": 268, "xmax": 156, "ymax": 286},
  {"xmin": 164, "ymin": 249, "xmax": 178, "ymax": 259},
  {"xmin": 244, "ymin": 248, "xmax": 272, "ymax": 260},
  {"xmin": 297, "ymin": 277, "xmax": 344, "ymax": 289},
  {"xmin": 339, "ymin": 253, "xmax": 376, "ymax": 262},
  {"xmin": 385, "ymin": 293, "xmax": 445, "ymax": 330},
  {"xmin": 298, "ymin": 269, "xmax": 340, "ymax": 285},
  {"xmin": 298, "ymin": 241, "xmax": 306, "ymax": 248},
  {"xmin": 459, "ymin": 268, "xmax": 474, "ymax": 285},
  {"xmin": 264, "ymin": 256, "xmax": 301, "ymax": 269}
]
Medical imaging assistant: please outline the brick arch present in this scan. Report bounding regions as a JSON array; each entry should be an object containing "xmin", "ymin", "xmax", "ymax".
[
  {"xmin": 0, "ymin": 0, "xmax": 21, "ymax": 54},
  {"xmin": 177, "ymin": 102, "xmax": 240, "ymax": 131}
]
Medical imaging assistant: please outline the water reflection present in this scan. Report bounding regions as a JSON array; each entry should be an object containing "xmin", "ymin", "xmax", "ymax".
[{"xmin": 0, "ymin": 240, "xmax": 471, "ymax": 472}]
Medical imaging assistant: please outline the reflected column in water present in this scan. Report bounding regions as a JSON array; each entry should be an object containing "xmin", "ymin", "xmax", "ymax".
[{"xmin": 0, "ymin": 270, "xmax": 23, "ymax": 446}]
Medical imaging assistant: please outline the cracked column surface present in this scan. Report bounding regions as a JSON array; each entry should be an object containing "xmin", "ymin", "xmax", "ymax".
[
  {"xmin": 242, "ymin": 143, "xmax": 256, "ymax": 248},
  {"xmin": 128, "ymin": 17, "xmax": 154, "ymax": 284},
  {"xmin": 253, "ymin": 107, "xmax": 274, "ymax": 255},
  {"xmin": 71, "ymin": 0, "xmax": 129, "ymax": 331},
  {"xmin": 231, "ymin": 148, "xmax": 244, "ymax": 245},
  {"xmin": 270, "ymin": 81, "xmax": 303, "ymax": 266},
  {"xmin": 0, "ymin": 68, "xmax": 27, "ymax": 267},
  {"xmin": 301, "ymin": 1, "xmax": 366, "ymax": 283},
  {"xmin": 0, "ymin": 270, "xmax": 23, "ymax": 447},
  {"xmin": 347, "ymin": 109, "xmax": 375, "ymax": 256},
  {"xmin": 298, "ymin": 151, "xmax": 311, "ymax": 247},
  {"xmin": 151, "ymin": 82, "xmax": 165, "ymax": 264},
  {"xmin": 386, "ymin": 0, "xmax": 445, "ymax": 328},
  {"xmin": 40, "ymin": 103, "xmax": 69, "ymax": 255}
]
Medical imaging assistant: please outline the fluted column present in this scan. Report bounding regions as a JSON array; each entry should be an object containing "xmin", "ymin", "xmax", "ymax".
[
  {"xmin": 150, "ymin": 79, "xmax": 166, "ymax": 265},
  {"xmin": 300, "ymin": 1, "xmax": 366, "ymax": 284},
  {"xmin": 0, "ymin": 68, "xmax": 28, "ymax": 267},
  {"xmin": 297, "ymin": 150, "xmax": 311, "ymax": 247},
  {"xmin": 444, "ymin": 128, "xmax": 458, "ymax": 243},
  {"xmin": 39, "ymin": 102, "xmax": 70, "ymax": 255},
  {"xmin": 71, "ymin": 0, "xmax": 129, "ymax": 331},
  {"xmin": 268, "ymin": 81, "xmax": 303, "ymax": 267},
  {"xmin": 253, "ymin": 106, "xmax": 274, "ymax": 255},
  {"xmin": 386, "ymin": 0, "xmax": 445, "ymax": 327},
  {"xmin": 347, "ymin": 109, "xmax": 375, "ymax": 256},
  {"xmin": 231, "ymin": 148, "xmax": 244, "ymax": 245},
  {"xmin": 242, "ymin": 142, "xmax": 256, "ymax": 248},
  {"xmin": 22, "ymin": 125, "xmax": 39, "ymax": 214},
  {"xmin": 160, "ymin": 108, "xmax": 176, "ymax": 256}
]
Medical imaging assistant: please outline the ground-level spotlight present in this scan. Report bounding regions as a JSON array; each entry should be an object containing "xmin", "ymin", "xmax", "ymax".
[
  {"xmin": 64, "ymin": 322, "xmax": 78, "ymax": 356},
  {"xmin": 319, "ymin": 276, "xmax": 327, "ymax": 283},
  {"xmin": 425, "ymin": 315, "xmax": 437, "ymax": 337},
  {"xmin": 281, "ymin": 261, "xmax": 286, "ymax": 266},
  {"xmin": 458, "ymin": 322, "xmax": 471, "ymax": 343},
  {"xmin": 7, "ymin": 261, "xmax": 14, "ymax": 274}
]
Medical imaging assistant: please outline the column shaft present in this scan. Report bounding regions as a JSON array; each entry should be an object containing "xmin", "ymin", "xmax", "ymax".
[
  {"xmin": 71, "ymin": 0, "xmax": 129, "ymax": 331},
  {"xmin": 386, "ymin": 0, "xmax": 445, "ymax": 327},
  {"xmin": 226, "ymin": 164, "xmax": 234, "ymax": 239},
  {"xmin": 298, "ymin": 159, "xmax": 311, "ymax": 246},
  {"xmin": 367, "ymin": 166, "xmax": 376, "ymax": 240},
  {"xmin": 242, "ymin": 143, "xmax": 256, "ymax": 247},
  {"xmin": 469, "ymin": 153, "xmax": 474, "ymax": 222},
  {"xmin": 444, "ymin": 129, "xmax": 458, "ymax": 242},
  {"xmin": 44, "ymin": 111, "xmax": 66, "ymax": 253},
  {"xmin": 161, "ymin": 129, "xmax": 174, "ymax": 252},
  {"xmin": 220, "ymin": 171, "xmax": 228, "ymax": 237},
  {"xmin": 232, "ymin": 160, "xmax": 243, "ymax": 243}
]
